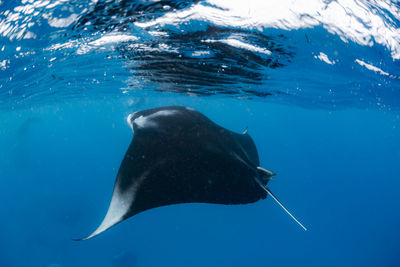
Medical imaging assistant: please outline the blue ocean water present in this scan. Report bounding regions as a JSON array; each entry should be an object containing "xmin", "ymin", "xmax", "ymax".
[{"xmin": 1, "ymin": 0, "xmax": 400, "ymax": 266}]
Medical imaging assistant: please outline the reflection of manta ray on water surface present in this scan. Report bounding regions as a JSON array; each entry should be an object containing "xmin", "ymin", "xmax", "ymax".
[{"xmin": 77, "ymin": 106, "xmax": 306, "ymax": 240}]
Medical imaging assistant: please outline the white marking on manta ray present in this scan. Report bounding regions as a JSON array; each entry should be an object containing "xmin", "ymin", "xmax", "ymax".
[
  {"xmin": 133, "ymin": 110, "xmax": 179, "ymax": 129},
  {"xmin": 83, "ymin": 171, "xmax": 149, "ymax": 240},
  {"xmin": 133, "ymin": 115, "xmax": 155, "ymax": 128},
  {"xmin": 152, "ymin": 110, "xmax": 179, "ymax": 117}
]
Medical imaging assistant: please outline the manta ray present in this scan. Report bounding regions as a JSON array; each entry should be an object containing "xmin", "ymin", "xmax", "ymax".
[{"xmin": 77, "ymin": 106, "xmax": 306, "ymax": 240}]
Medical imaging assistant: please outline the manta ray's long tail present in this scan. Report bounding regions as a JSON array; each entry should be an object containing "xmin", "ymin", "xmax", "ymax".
[
  {"xmin": 264, "ymin": 187, "xmax": 307, "ymax": 231},
  {"xmin": 255, "ymin": 169, "xmax": 307, "ymax": 231}
]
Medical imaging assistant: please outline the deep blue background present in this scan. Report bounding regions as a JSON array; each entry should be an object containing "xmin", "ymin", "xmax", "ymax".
[{"xmin": 1, "ymin": 95, "xmax": 399, "ymax": 267}]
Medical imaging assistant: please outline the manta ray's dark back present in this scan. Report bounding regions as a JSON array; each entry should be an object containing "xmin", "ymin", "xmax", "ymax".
[
  {"xmin": 125, "ymin": 106, "xmax": 265, "ymax": 206},
  {"xmin": 77, "ymin": 106, "xmax": 287, "ymax": 240}
]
